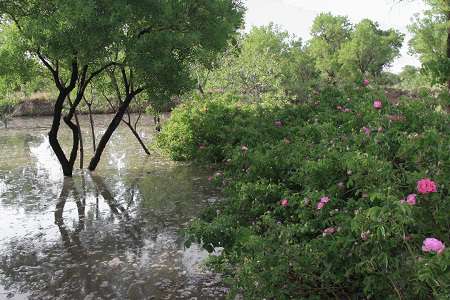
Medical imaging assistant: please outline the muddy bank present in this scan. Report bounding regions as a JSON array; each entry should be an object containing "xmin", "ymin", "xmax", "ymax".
[{"xmin": 13, "ymin": 97, "xmax": 116, "ymax": 117}]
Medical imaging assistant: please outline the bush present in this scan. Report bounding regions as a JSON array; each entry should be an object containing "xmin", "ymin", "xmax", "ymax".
[
  {"xmin": 0, "ymin": 98, "xmax": 16, "ymax": 128},
  {"xmin": 157, "ymin": 89, "xmax": 450, "ymax": 299}
]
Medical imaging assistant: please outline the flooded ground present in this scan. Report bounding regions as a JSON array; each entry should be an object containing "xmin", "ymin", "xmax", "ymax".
[{"xmin": 0, "ymin": 115, "xmax": 225, "ymax": 300}]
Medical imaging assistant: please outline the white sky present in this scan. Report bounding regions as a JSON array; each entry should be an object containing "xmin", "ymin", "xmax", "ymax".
[{"xmin": 244, "ymin": 0, "xmax": 428, "ymax": 73}]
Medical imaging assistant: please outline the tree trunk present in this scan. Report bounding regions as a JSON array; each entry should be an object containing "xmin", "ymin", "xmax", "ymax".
[
  {"xmin": 73, "ymin": 110, "xmax": 84, "ymax": 169},
  {"xmin": 123, "ymin": 121, "xmax": 150, "ymax": 155},
  {"xmin": 64, "ymin": 96, "xmax": 81, "ymax": 172},
  {"xmin": 49, "ymin": 91, "xmax": 73, "ymax": 176},
  {"xmin": 87, "ymin": 103, "xmax": 97, "ymax": 152},
  {"xmin": 63, "ymin": 115, "xmax": 80, "ymax": 172},
  {"xmin": 88, "ymin": 94, "xmax": 134, "ymax": 171}
]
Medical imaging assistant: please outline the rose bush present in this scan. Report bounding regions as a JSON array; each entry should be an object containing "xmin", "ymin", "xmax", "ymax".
[{"xmin": 156, "ymin": 87, "xmax": 449, "ymax": 299}]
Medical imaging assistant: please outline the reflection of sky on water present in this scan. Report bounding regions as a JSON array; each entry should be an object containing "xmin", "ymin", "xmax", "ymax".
[
  {"xmin": 29, "ymin": 135, "xmax": 64, "ymax": 185},
  {"xmin": 0, "ymin": 115, "xmax": 225, "ymax": 299}
]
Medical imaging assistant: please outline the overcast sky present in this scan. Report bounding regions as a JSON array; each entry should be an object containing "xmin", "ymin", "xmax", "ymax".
[{"xmin": 244, "ymin": 0, "xmax": 427, "ymax": 73}]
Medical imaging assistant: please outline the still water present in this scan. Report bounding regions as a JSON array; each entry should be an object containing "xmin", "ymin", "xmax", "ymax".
[{"xmin": 0, "ymin": 115, "xmax": 224, "ymax": 300}]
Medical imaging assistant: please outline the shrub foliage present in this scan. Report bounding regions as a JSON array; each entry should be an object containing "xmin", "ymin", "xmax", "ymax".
[{"xmin": 157, "ymin": 87, "xmax": 450, "ymax": 299}]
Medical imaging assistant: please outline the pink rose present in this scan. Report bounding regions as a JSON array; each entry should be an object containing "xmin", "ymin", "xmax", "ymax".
[
  {"xmin": 417, "ymin": 178, "xmax": 437, "ymax": 194},
  {"xmin": 316, "ymin": 196, "xmax": 330, "ymax": 210},
  {"xmin": 323, "ymin": 227, "xmax": 336, "ymax": 235},
  {"xmin": 373, "ymin": 100, "xmax": 383, "ymax": 109},
  {"xmin": 422, "ymin": 238, "xmax": 445, "ymax": 254},
  {"xmin": 363, "ymin": 79, "xmax": 370, "ymax": 86},
  {"xmin": 320, "ymin": 196, "xmax": 330, "ymax": 203},
  {"xmin": 406, "ymin": 194, "xmax": 416, "ymax": 206},
  {"xmin": 280, "ymin": 199, "xmax": 289, "ymax": 207}
]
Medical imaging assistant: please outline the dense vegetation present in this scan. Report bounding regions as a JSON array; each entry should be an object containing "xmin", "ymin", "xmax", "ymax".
[
  {"xmin": 155, "ymin": 5, "xmax": 450, "ymax": 299},
  {"xmin": 1, "ymin": 0, "xmax": 449, "ymax": 298},
  {"xmin": 0, "ymin": 0, "xmax": 244, "ymax": 175},
  {"xmin": 157, "ymin": 83, "xmax": 449, "ymax": 299}
]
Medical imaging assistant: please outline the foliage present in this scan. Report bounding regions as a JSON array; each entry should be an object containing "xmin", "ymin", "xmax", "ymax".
[
  {"xmin": 308, "ymin": 13, "xmax": 352, "ymax": 82},
  {"xmin": 377, "ymin": 71, "xmax": 401, "ymax": 86},
  {"xmin": 0, "ymin": 97, "xmax": 15, "ymax": 127},
  {"xmin": 0, "ymin": 23, "xmax": 49, "ymax": 127},
  {"xmin": 1, "ymin": 0, "xmax": 245, "ymax": 174},
  {"xmin": 339, "ymin": 19, "xmax": 404, "ymax": 80},
  {"xmin": 398, "ymin": 65, "xmax": 433, "ymax": 90},
  {"xmin": 408, "ymin": 0, "xmax": 450, "ymax": 86},
  {"xmin": 201, "ymin": 24, "xmax": 318, "ymax": 103},
  {"xmin": 157, "ymin": 89, "xmax": 450, "ymax": 299}
]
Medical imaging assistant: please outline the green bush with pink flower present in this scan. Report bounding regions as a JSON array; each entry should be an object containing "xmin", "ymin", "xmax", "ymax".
[{"xmin": 156, "ymin": 85, "xmax": 449, "ymax": 299}]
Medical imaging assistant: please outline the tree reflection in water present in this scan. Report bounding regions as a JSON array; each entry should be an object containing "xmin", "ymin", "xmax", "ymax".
[
  {"xmin": 0, "ymin": 170, "xmax": 224, "ymax": 300},
  {"xmin": 0, "ymin": 117, "xmax": 226, "ymax": 299}
]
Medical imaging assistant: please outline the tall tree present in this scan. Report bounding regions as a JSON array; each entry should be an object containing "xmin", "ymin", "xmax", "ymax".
[
  {"xmin": 1, "ymin": 0, "xmax": 125, "ymax": 176},
  {"xmin": 308, "ymin": 13, "xmax": 352, "ymax": 83},
  {"xmin": 409, "ymin": 0, "xmax": 450, "ymax": 88},
  {"xmin": 88, "ymin": 0, "xmax": 244, "ymax": 170},
  {"xmin": 339, "ymin": 19, "xmax": 404, "ymax": 80},
  {"xmin": 1, "ymin": 0, "xmax": 244, "ymax": 175},
  {"xmin": 201, "ymin": 25, "xmax": 318, "ymax": 103}
]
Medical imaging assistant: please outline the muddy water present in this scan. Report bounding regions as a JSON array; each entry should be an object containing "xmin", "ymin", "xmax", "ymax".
[{"xmin": 0, "ymin": 115, "xmax": 224, "ymax": 300}]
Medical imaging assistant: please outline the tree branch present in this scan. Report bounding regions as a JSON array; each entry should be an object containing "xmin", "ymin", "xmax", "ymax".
[{"xmin": 36, "ymin": 51, "xmax": 64, "ymax": 90}]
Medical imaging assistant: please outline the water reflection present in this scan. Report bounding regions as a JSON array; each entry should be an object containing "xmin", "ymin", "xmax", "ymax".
[{"xmin": 0, "ymin": 115, "xmax": 225, "ymax": 299}]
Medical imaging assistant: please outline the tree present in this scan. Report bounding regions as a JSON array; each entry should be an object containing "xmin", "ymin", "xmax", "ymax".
[
  {"xmin": 1, "ymin": 0, "xmax": 127, "ymax": 176},
  {"xmin": 87, "ymin": 0, "xmax": 244, "ymax": 171},
  {"xmin": 339, "ymin": 19, "xmax": 404, "ymax": 80},
  {"xmin": 409, "ymin": 0, "xmax": 450, "ymax": 88},
  {"xmin": 1, "ymin": 0, "xmax": 244, "ymax": 175},
  {"xmin": 398, "ymin": 65, "xmax": 433, "ymax": 89},
  {"xmin": 308, "ymin": 13, "xmax": 352, "ymax": 82},
  {"xmin": 0, "ymin": 23, "xmax": 41, "ymax": 128},
  {"xmin": 203, "ymin": 24, "xmax": 318, "ymax": 102},
  {"xmin": 92, "ymin": 67, "xmax": 152, "ymax": 155}
]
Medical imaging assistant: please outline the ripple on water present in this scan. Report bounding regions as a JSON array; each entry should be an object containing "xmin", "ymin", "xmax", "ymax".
[{"xmin": 0, "ymin": 115, "xmax": 226, "ymax": 299}]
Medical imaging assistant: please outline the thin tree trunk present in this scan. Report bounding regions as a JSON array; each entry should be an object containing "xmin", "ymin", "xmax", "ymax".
[
  {"xmin": 63, "ymin": 114, "xmax": 80, "ymax": 172},
  {"xmin": 74, "ymin": 110, "xmax": 84, "ymax": 169},
  {"xmin": 88, "ymin": 94, "xmax": 134, "ymax": 171},
  {"xmin": 65, "ymin": 96, "xmax": 81, "ymax": 171},
  {"xmin": 87, "ymin": 103, "xmax": 96, "ymax": 152},
  {"xmin": 123, "ymin": 121, "xmax": 150, "ymax": 154}
]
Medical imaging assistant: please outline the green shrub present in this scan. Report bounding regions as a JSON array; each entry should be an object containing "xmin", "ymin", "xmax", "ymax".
[
  {"xmin": 0, "ymin": 98, "xmax": 16, "ymax": 128},
  {"xmin": 157, "ymin": 89, "xmax": 450, "ymax": 299}
]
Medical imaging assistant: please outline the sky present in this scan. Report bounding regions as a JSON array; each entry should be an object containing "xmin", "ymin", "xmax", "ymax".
[{"xmin": 244, "ymin": 0, "xmax": 428, "ymax": 73}]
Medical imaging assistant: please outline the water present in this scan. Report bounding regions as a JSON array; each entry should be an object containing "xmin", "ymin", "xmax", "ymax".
[{"xmin": 0, "ymin": 115, "xmax": 224, "ymax": 300}]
